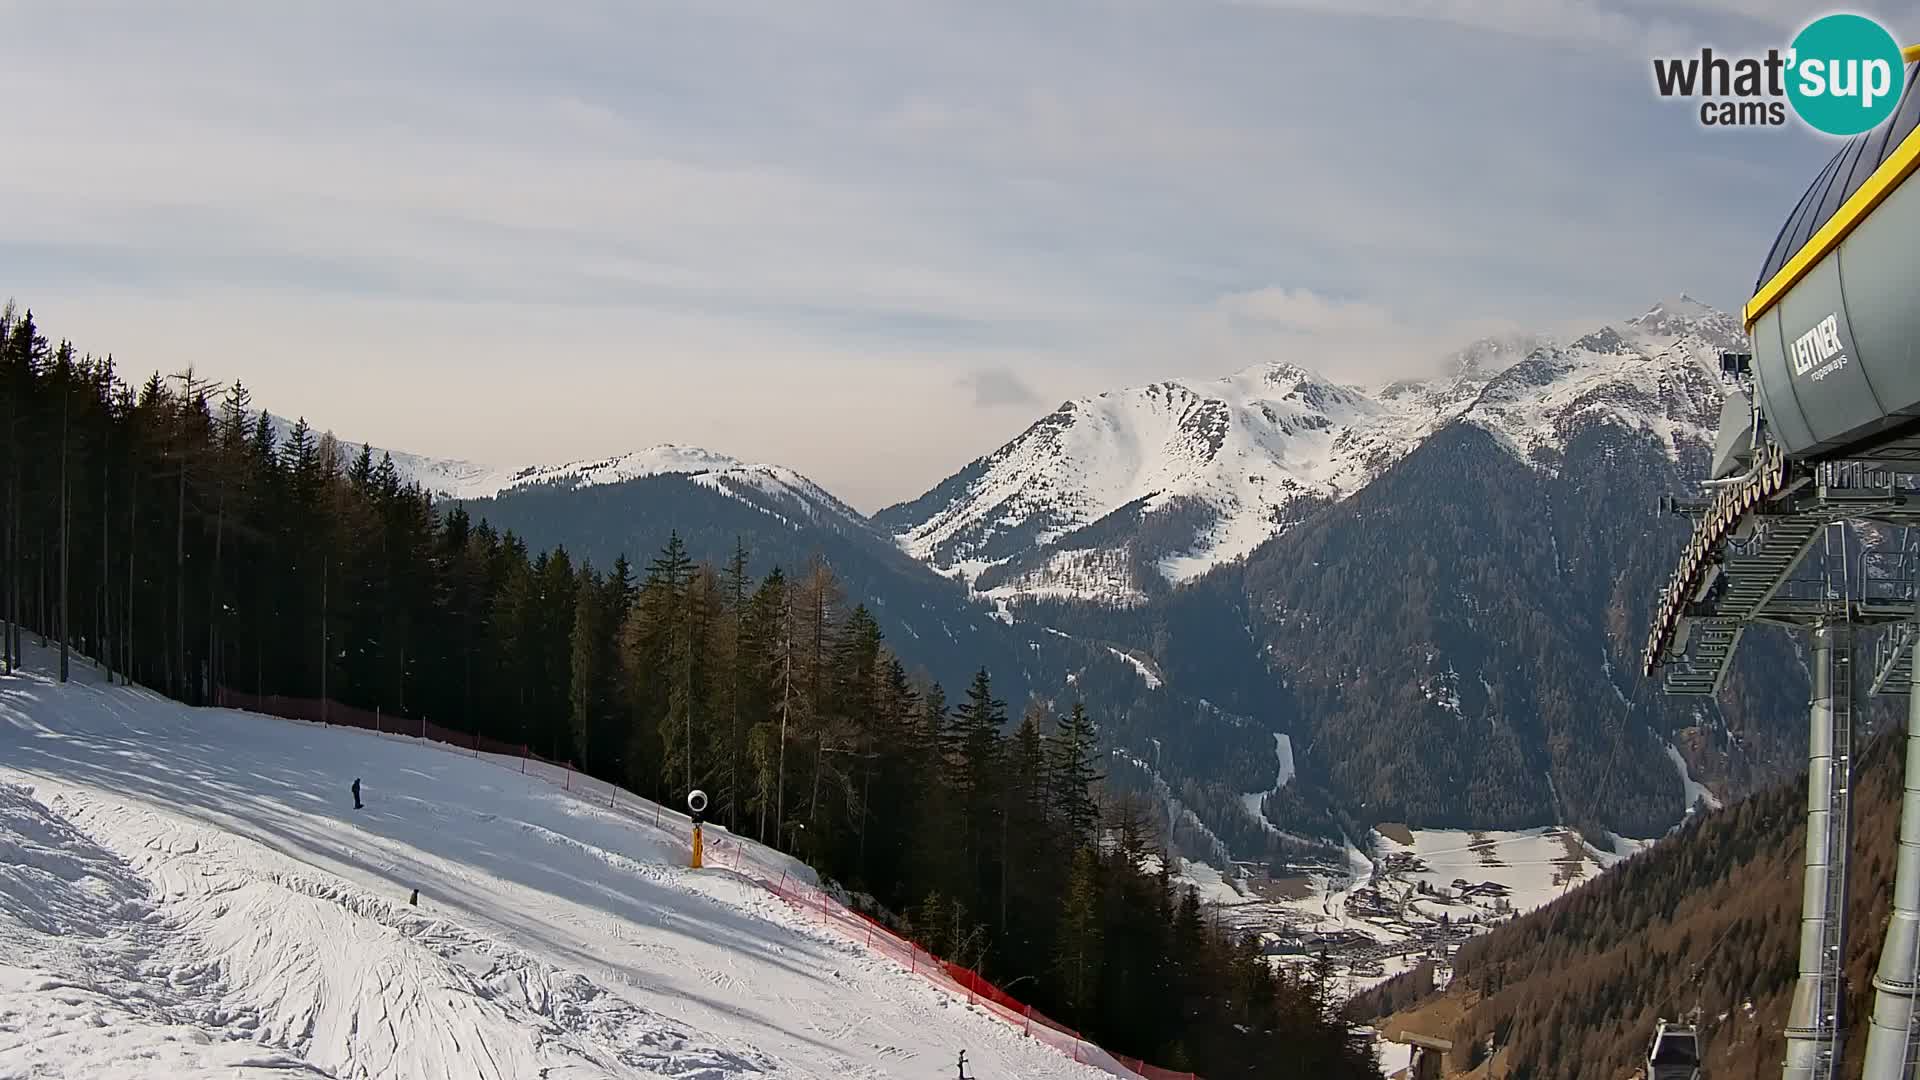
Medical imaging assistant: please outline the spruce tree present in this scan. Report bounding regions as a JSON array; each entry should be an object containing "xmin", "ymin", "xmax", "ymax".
[
  {"xmin": 1048, "ymin": 701, "xmax": 1103, "ymax": 847},
  {"xmin": 1056, "ymin": 846, "xmax": 1103, "ymax": 1013}
]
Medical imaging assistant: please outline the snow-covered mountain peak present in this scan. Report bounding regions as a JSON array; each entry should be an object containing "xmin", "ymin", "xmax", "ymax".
[
  {"xmin": 502, "ymin": 444, "xmax": 749, "ymax": 490},
  {"xmin": 1448, "ymin": 333, "xmax": 1551, "ymax": 379},
  {"xmin": 1375, "ymin": 332, "xmax": 1554, "ymax": 416},
  {"xmin": 1240, "ymin": 360, "xmax": 1328, "ymax": 393},
  {"xmin": 1455, "ymin": 300, "xmax": 1735, "ymax": 469},
  {"xmin": 1623, "ymin": 294, "xmax": 1743, "ymax": 348},
  {"xmin": 490, "ymin": 444, "xmax": 867, "ymax": 527},
  {"xmin": 876, "ymin": 358, "xmax": 1425, "ymax": 601},
  {"xmin": 257, "ymin": 413, "xmax": 860, "ymax": 527},
  {"xmin": 884, "ymin": 297, "xmax": 1742, "ymax": 604}
]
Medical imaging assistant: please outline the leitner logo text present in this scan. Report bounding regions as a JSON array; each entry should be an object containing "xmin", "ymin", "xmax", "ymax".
[{"xmin": 1791, "ymin": 314, "xmax": 1849, "ymax": 381}]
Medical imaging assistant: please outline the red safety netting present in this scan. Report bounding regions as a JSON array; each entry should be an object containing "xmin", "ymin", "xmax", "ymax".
[
  {"xmin": 213, "ymin": 687, "xmax": 1200, "ymax": 1080},
  {"xmin": 756, "ymin": 872, "xmax": 1199, "ymax": 1080}
]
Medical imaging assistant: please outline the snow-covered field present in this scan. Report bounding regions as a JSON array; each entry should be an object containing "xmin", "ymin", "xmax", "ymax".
[
  {"xmin": 0, "ymin": 648, "xmax": 1111, "ymax": 1080},
  {"xmin": 1185, "ymin": 818, "xmax": 1647, "ymax": 1005},
  {"xmin": 1169, "ymin": 858, "xmax": 1254, "ymax": 909},
  {"xmin": 1371, "ymin": 826, "xmax": 1610, "ymax": 915}
]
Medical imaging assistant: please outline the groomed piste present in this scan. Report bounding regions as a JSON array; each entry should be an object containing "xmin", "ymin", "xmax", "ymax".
[{"xmin": 0, "ymin": 644, "xmax": 1143, "ymax": 1079}]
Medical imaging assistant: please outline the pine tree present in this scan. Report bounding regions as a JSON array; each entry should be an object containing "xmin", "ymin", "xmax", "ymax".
[
  {"xmin": 948, "ymin": 667, "xmax": 1006, "ymax": 913},
  {"xmin": 1049, "ymin": 701, "xmax": 1104, "ymax": 847},
  {"xmin": 642, "ymin": 532, "xmax": 695, "ymax": 797},
  {"xmin": 570, "ymin": 561, "xmax": 609, "ymax": 769},
  {"xmin": 718, "ymin": 538, "xmax": 751, "ymax": 829},
  {"xmin": 1057, "ymin": 846, "xmax": 1103, "ymax": 1013}
]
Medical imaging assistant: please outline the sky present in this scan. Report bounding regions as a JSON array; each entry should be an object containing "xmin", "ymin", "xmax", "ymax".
[{"xmin": 2, "ymin": 1, "xmax": 1909, "ymax": 510}]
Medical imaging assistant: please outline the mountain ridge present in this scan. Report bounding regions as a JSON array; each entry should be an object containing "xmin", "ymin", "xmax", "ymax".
[
  {"xmin": 265, "ymin": 296, "xmax": 1774, "ymax": 847},
  {"xmin": 876, "ymin": 295, "xmax": 1740, "ymax": 607}
]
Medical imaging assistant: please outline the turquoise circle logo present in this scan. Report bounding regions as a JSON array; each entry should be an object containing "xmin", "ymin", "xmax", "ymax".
[{"xmin": 1787, "ymin": 14, "xmax": 1905, "ymax": 135}]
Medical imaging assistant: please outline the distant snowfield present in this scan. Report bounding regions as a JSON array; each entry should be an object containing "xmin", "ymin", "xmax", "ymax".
[
  {"xmin": 1169, "ymin": 858, "xmax": 1254, "ymax": 909},
  {"xmin": 1371, "ymin": 826, "xmax": 1610, "ymax": 915},
  {"xmin": 1190, "ymin": 819, "xmax": 1651, "ymax": 1002},
  {"xmin": 0, "ymin": 651, "xmax": 1109, "ymax": 1080}
]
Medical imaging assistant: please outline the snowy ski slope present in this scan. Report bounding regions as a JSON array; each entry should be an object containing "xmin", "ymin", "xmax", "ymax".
[{"xmin": 0, "ymin": 648, "xmax": 1113, "ymax": 1080}]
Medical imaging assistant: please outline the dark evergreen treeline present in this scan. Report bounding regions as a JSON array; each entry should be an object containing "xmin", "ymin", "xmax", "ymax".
[{"xmin": 0, "ymin": 305, "xmax": 1379, "ymax": 1078}]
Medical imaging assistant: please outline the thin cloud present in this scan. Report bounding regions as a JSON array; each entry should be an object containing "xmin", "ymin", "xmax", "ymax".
[
  {"xmin": 1217, "ymin": 288, "xmax": 1395, "ymax": 335},
  {"xmin": 0, "ymin": 1, "xmax": 1834, "ymax": 508},
  {"xmin": 959, "ymin": 367, "xmax": 1044, "ymax": 408}
]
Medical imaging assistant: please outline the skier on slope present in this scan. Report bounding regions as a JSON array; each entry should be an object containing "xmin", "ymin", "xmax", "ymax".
[{"xmin": 352, "ymin": 777, "xmax": 363, "ymax": 810}]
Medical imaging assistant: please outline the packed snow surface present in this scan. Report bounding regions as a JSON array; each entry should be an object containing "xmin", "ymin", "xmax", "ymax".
[{"xmin": 0, "ymin": 650, "xmax": 1109, "ymax": 1080}]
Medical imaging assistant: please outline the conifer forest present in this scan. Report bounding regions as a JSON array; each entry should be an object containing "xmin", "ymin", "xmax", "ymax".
[{"xmin": 0, "ymin": 304, "xmax": 1381, "ymax": 1078}]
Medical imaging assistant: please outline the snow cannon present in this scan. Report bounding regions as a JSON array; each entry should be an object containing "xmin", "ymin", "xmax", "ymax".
[
  {"xmin": 1741, "ymin": 60, "xmax": 1920, "ymax": 468},
  {"xmin": 687, "ymin": 789, "xmax": 708, "ymax": 869}
]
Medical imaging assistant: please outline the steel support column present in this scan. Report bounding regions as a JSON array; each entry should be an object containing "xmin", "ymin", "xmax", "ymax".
[
  {"xmin": 1862, "ymin": 623, "xmax": 1920, "ymax": 1080},
  {"xmin": 1786, "ymin": 621, "xmax": 1854, "ymax": 1080}
]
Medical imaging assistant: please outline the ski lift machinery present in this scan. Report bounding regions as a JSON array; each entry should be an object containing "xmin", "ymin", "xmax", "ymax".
[{"xmin": 1643, "ymin": 47, "xmax": 1920, "ymax": 1080}]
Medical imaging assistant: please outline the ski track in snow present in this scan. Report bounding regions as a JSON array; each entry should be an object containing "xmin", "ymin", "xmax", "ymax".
[
  {"xmin": 1103, "ymin": 647, "xmax": 1161, "ymax": 690},
  {"xmin": 0, "ymin": 649, "xmax": 1111, "ymax": 1080},
  {"xmin": 1238, "ymin": 734, "xmax": 1294, "ymax": 833},
  {"xmin": 1664, "ymin": 741, "xmax": 1723, "ymax": 813}
]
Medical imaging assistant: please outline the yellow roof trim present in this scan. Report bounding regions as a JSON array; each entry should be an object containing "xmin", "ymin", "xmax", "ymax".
[
  {"xmin": 1906, "ymin": 43, "xmax": 1920, "ymax": 62},
  {"xmin": 1745, "ymin": 110, "xmax": 1920, "ymax": 331}
]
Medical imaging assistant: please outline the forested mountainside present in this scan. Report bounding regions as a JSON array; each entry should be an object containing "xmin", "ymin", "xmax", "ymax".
[
  {"xmin": 980, "ymin": 300, "xmax": 1816, "ymax": 841},
  {"xmin": 445, "ymin": 439, "xmax": 1354, "ymax": 873},
  {"xmin": 1355, "ymin": 723, "xmax": 1910, "ymax": 1079},
  {"xmin": 14, "ymin": 288, "xmax": 1825, "ymax": 867},
  {"xmin": 454, "ymin": 473, "xmax": 1040, "ymax": 702},
  {"xmin": 1014, "ymin": 412, "xmax": 1809, "ymax": 842},
  {"xmin": 0, "ymin": 304, "xmax": 1381, "ymax": 1076},
  {"xmin": 336, "ymin": 296, "xmax": 1818, "ymax": 849},
  {"xmin": 455, "ymin": 466, "xmax": 1344, "ymax": 872},
  {"xmin": 1234, "ymin": 417, "xmax": 1807, "ymax": 837}
]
